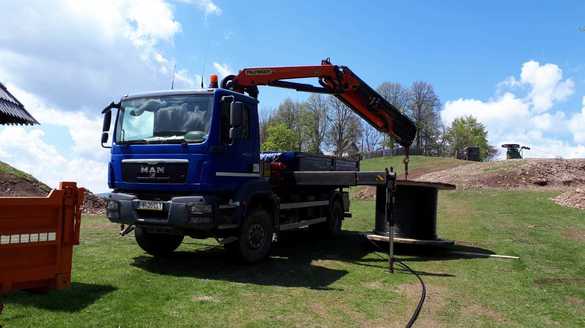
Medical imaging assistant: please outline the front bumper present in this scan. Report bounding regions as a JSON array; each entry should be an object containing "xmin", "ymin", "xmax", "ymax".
[{"xmin": 106, "ymin": 193, "xmax": 219, "ymax": 230}]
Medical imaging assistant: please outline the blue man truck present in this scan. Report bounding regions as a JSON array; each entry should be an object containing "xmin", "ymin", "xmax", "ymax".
[{"xmin": 101, "ymin": 59, "xmax": 416, "ymax": 263}]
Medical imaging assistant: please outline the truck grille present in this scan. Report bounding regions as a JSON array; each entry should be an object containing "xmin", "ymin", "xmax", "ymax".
[{"xmin": 122, "ymin": 160, "xmax": 188, "ymax": 183}]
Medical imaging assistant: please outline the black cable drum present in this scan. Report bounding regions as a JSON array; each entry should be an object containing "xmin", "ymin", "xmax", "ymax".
[{"xmin": 374, "ymin": 181, "xmax": 454, "ymax": 241}]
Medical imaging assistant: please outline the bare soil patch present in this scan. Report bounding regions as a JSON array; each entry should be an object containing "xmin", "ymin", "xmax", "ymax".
[
  {"xmin": 552, "ymin": 189, "xmax": 585, "ymax": 210},
  {"xmin": 534, "ymin": 278, "xmax": 585, "ymax": 287},
  {"xmin": 418, "ymin": 159, "xmax": 585, "ymax": 191},
  {"xmin": 393, "ymin": 283, "xmax": 446, "ymax": 328},
  {"xmin": 561, "ymin": 228, "xmax": 585, "ymax": 242},
  {"xmin": 463, "ymin": 304, "xmax": 507, "ymax": 324}
]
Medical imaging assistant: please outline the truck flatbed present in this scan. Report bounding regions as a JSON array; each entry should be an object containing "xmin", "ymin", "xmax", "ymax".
[{"xmin": 260, "ymin": 151, "xmax": 359, "ymax": 172}]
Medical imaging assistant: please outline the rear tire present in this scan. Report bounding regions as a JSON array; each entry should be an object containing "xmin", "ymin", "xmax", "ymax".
[
  {"xmin": 135, "ymin": 227, "xmax": 184, "ymax": 257},
  {"xmin": 227, "ymin": 208, "xmax": 274, "ymax": 263},
  {"xmin": 313, "ymin": 200, "xmax": 343, "ymax": 237}
]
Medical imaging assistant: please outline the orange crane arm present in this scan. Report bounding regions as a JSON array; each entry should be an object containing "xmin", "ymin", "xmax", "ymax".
[{"xmin": 220, "ymin": 59, "xmax": 416, "ymax": 147}]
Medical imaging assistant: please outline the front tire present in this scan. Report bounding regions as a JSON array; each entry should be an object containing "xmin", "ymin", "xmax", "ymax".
[
  {"xmin": 135, "ymin": 227, "xmax": 184, "ymax": 257},
  {"xmin": 227, "ymin": 208, "xmax": 274, "ymax": 263}
]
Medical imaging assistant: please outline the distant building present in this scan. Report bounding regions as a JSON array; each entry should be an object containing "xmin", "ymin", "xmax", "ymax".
[{"xmin": 0, "ymin": 83, "xmax": 38, "ymax": 125}]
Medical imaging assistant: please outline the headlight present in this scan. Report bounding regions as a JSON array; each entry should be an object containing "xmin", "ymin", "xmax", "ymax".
[{"xmin": 107, "ymin": 200, "xmax": 119, "ymax": 211}]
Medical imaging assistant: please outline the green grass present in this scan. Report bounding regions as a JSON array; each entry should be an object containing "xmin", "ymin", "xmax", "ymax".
[
  {"xmin": 0, "ymin": 161, "xmax": 36, "ymax": 181},
  {"xmin": 360, "ymin": 155, "xmax": 468, "ymax": 177},
  {"xmin": 2, "ymin": 190, "xmax": 584, "ymax": 327}
]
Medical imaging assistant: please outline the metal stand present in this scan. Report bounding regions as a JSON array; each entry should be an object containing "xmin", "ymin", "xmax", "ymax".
[{"xmin": 384, "ymin": 168, "xmax": 397, "ymax": 273}]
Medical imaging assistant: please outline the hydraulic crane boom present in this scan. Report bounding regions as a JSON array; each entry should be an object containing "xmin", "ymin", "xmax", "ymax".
[{"xmin": 220, "ymin": 59, "xmax": 417, "ymax": 148}]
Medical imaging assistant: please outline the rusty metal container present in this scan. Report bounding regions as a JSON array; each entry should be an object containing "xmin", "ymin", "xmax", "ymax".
[{"xmin": 0, "ymin": 182, "xmax": 84, "ymax": 294}]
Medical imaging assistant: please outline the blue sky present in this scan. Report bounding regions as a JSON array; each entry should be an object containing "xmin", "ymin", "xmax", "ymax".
[
  {"xmin": 172, "ymin": 1, "xmax": 585, "ymax": 108},
  {"xmin": 0, "ymin": 0, "xmax": 584, "ymax": 192}
]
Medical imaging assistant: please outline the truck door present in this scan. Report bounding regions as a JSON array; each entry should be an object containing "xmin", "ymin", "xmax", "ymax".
[{"xmin": 213, "ymin": 96, "xmax": 260, "ymax": 189}]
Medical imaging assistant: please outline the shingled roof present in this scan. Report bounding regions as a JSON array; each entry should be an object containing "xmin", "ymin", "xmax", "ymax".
[{"xmin": 0, "ymin": 83, "xmax": 38, "ymax": 125}]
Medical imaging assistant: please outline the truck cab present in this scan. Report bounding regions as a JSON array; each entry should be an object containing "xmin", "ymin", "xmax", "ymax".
[{"xmin": 102, "ymin": 85, "xmax": 347, "ymax": 263}]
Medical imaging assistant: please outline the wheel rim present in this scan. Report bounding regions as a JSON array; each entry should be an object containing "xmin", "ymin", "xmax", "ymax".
[{"xmin": 248, "ymin": 223, "xmax": 265, "ymax": 250}]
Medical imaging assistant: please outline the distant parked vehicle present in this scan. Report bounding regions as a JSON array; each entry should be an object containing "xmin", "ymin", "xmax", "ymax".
[{"xmin": 501, "ymin": 144, "xmax": 530, "ymax": 159}]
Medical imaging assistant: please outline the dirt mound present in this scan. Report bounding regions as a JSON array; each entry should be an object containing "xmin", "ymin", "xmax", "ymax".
[
  {"xmin": 0, "ymin": 161, "xmax": 106, "ymax": 214},
  {"xmin": 354, "ymin": 187, "xmax": 376, "ymax": 200},
  {"xmin": 417, "ymin": 159, "xmax": 585, "ymax": 190},
  {"xmin": 552, "ymin": 189, "xmax": 585, "ymax": 210}
]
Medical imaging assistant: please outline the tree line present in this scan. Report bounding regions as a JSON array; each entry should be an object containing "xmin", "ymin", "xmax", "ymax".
[{"xmin": 261, "ymin": 81, "xmax": 495, "ymax": 161}]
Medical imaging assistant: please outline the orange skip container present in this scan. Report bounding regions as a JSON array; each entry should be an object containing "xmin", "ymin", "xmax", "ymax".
[{"xmin": 0, "ymin": 182, "xmax": 85, "ymax": 294}]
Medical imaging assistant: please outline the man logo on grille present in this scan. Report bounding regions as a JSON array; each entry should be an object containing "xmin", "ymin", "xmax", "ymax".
[{"xmin": 140, "ymin": 166, "xmax": 165, "ymax": 178}]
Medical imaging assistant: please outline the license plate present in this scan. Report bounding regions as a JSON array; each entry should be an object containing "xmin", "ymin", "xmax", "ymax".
[{"xmin": 136, "ymin": 200, "xmax": 164, "ymax": 211}]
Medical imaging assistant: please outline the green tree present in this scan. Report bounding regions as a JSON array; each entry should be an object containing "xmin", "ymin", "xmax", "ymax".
[
  {"xmin": 446, "ymin": 116, "xmax": 491, "ymax": 160},
  {"xmin": 261, "ymin": 123, "xmax": 298, "ymax": 152},
  {"xmin": 272, "ymin": 98, "xmax": 304, "ymax": 151}
]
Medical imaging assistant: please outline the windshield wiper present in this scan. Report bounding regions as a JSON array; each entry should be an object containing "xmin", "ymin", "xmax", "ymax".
[{"xmin": 120, "ymin": 139, "xmax": 148, "ymax": 145}]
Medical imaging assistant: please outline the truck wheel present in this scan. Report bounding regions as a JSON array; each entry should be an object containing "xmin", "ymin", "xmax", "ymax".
[
  {"xmin": 228, "ymin": 208, "xmax": 274, "ymax": 263},
  {"xmin": 313, "ymin": 200, "xmax": 343, "ymax": 237},
  {"xmin": 135, "ymin": 227, "xmax": 184, "ymax": 257}
]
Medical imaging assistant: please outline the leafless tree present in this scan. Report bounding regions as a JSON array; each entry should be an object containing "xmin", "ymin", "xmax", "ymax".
[
  {"xmin": 303, "ymin": 94, "xmax": 329, "ymax": 154},
  {"xmin": 327, "ymin": 97, "xmax": 362, "ymax": 157},
  {"xmin": 377, "ymin": 82, "xmax": 409, "ymax": 113},
  {"xmin": 258, "ymin": 107, "xmax": 273, "ymax": 145},
  {"xmin": 376, "ymin": 82, "xmax": 410, "ymax": 155},
  {"xmin": 361, "ymin": 120, "xmax": 381, "ymax": 153},
  {"xmin": 408, "ymin": 81, "xmax": 441, "ymax": 155}
]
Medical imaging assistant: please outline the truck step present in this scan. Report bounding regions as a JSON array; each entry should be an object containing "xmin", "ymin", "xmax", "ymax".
[{"xmin": 279, "ymin": 217, "xmax": 327, "ymax": 231}]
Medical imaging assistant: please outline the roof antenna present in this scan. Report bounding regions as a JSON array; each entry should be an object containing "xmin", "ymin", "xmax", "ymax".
[
  {"xmin": 200, "ymin": 62, "xmax": 205, "ymax": 88},
  {"xmin": 170, "ymin": 64, "xmax": 176, "ymax": 90}
]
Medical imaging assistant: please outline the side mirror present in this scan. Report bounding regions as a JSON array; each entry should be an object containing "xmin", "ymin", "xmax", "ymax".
[
  {"xmin": 101, "ymin": 132, "xmax": 109, "ymax": 146},
  {"xmin": 230, "ymin": 101, "xmax": 244, "ymax": 127},
  {"xmin": 101, "ymin": 102, "xmax": 119, "ymax": 149},
  {"xmin": 102, "ymin": 108, "xmax": 112, "ymax": 132}
]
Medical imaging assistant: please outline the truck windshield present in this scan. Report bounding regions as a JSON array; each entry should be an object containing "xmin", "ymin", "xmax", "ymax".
[{"xmin": 116, "ymin": 94, "xmax": 213, "ymax": 144}]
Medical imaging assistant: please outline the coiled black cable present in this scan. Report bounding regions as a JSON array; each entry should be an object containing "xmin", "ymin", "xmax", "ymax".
[{"xmin": 368, "ymin": 238, "xmax": 426, "ymax": 328}]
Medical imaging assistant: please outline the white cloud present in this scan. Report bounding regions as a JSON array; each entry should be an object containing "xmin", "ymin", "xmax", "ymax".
[
  {"xmin": 213, "ymin": 62, "xmax": 234, "ymax": 78},
  {"xmin": 520, "ymin": 61, "xmax": 575, "ymax": 113},
  {"xmin": 569, "ymin": 97, "xmax": 585, "ymax": 143},
  {"xmin": 176, "ymin": 0, "xmax": 222, "ymax": 16},
  {"xmin": 442, "ymin": 60, "xmax": 583, "ymax": 159},
  {"xmin": 0, "ymin": 84, "xmax": 109, "ymax": 191},
  {"xmin": 0, "ymin": 0, "xmax": 216, "ymax": 192},
  {"xmin": 0, "ymin": 0, "xmax": 197, "ymax": 111},
  {"xmin": 8, "ymin": 85, "xmax": 106, "ymax": 161},
  {"xmin": 0, "ymin": 126, "xmax": 107, "ymax": 192}
]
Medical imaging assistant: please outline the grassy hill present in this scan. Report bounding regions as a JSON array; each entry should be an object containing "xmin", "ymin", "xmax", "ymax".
[
  {"xmin": 0, "ymin": 160, "xmax": 104, "ymax": 213},
  {"xmin": 360, "ymin": 155, "xmax": 470, "ymax": 179},
  {"xmin": 0, "ymin": 160, "xmax": 51, "ymax": 196}
]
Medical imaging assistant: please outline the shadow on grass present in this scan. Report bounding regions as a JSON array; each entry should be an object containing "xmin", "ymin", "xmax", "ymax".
[
  {"xmin": 131, "ymin": 230, "xmax": 367, "ymax": 290},
  {"xmin": 131, "ymin": 230, "xmax": 495, "ymax": 288},
  {"xmin": 4, "ymin": 282, "xmax": 116, "ymax": 312}
]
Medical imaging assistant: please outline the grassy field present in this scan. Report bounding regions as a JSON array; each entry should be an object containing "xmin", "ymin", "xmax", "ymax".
[
  {"xmin": 2, "ymin": 192, "xmax": 583, "ymax": 327},
  {"xmin": 2, "ymin": 157, "xmax": 584, "ymax": 327}
]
